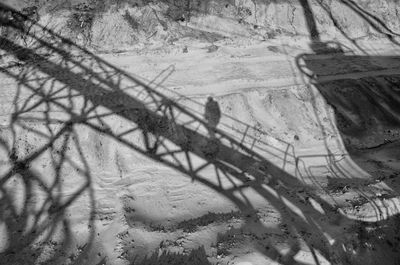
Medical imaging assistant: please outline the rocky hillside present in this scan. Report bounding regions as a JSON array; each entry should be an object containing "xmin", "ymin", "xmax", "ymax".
[{"xmin": 1, "ymin": 0, "xmax": 400, "ymax": 52}]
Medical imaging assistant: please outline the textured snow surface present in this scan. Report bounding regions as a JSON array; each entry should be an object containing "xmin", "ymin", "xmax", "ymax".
[{"xmin": 0, "ymin": 1, "xmax": 400, "ymax": 265}]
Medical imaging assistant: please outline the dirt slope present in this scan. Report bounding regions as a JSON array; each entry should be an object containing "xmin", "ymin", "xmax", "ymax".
[{"xmin": 1, "ymin": 0, "xmax": 400, "ymax": 51}]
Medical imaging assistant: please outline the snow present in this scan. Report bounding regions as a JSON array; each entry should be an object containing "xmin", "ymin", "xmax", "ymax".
[
  {"xmin": 0, "ymin": 38, "xmax": 399, "ymax": 264},
  {"xmin": 1, "ymin": 1, "xmax": 400, "ymax": 264}
]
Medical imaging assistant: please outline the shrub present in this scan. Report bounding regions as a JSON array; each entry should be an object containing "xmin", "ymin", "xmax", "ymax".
[{"xmin": 132, "ymin": 246, "xmax": 212, "ymax": 265}]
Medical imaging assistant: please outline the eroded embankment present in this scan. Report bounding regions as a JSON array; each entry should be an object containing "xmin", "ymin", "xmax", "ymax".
[{"xmin": 2, "ymin": 0, "xmax": 400, "ymax": 52}]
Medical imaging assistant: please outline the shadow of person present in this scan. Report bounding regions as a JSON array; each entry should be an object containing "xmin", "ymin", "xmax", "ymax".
[{"xmin": 204, "ymin": 96, "xmax": 221, "ymax": 138}]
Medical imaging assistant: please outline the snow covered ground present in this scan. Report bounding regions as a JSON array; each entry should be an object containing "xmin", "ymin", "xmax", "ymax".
[{"xmin": 1, "ymin": 1, "xmax": 400, "ymax": 265}]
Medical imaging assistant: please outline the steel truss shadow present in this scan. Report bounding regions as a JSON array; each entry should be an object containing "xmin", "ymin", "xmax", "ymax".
[{"xmin": 0, "ymin": 3, "xmax": 399, "ymax": 265}]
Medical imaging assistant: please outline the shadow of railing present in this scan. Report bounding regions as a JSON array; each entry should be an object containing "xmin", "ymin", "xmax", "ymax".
[{"xmin": 0, "ymin": 3, "xmax": 399, "ymax": 265}]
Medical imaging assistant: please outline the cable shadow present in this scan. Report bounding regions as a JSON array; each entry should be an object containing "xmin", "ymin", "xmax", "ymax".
[{"xmin": 339, "ymin": 0, "xmax": 400, "ymax": 46}]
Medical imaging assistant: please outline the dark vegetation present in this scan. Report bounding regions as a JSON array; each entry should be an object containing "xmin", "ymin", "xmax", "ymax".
[
  {"xmin": 123, "ymin": 10, "xmax": 140, "ymax": 31},
  {"xmin": 66, "ymin": 3, "xmax": 95, "ymax": 45},
  {"xmin": 176, "ymin": 211, "xmax": 242, "ymax": 232},
  {"xmin": 132, "ymin": 247, "xmax": 212, "ymax": 265}
]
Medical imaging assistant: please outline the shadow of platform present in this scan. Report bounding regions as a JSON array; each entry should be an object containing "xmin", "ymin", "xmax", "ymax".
[
  {"xmin": 294, "ymin": 44, "xmax": 400, "ymax": 264},
  {"xmin": 297, "ymin": 49, "xmax": 400, "ymax": 187}
]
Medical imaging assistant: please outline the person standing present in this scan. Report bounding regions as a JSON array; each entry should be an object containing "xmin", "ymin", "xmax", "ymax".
[{"xmin": 204, "ymin": 96, "xmax": 221, "ymax": 137}]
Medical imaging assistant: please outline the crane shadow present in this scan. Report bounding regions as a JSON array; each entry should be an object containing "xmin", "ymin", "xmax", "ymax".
[
  {"xmin": 0, "ymin": 3, "xmax": 399, "ymax": 265},
  {"xmin": 296, "ymin": 42, "xmax": 400, "ymax": 191},
  {"xmin": 292, "ymin": 1, "xmax": 400, "ymax": 262},
  {"xmin": 294, "ymin": 43, "xmax": 400, "ymax": 265}
]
